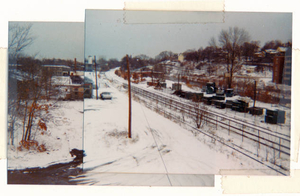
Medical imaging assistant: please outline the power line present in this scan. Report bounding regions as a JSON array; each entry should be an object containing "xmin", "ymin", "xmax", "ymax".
[{"xmin": 138, "ymin": 100, "xmax": 173, "ymax": 186}]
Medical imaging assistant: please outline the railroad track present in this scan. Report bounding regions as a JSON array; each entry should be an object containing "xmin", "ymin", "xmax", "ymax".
[
  {"xmin": 125, "ymin": 83, "xmax": 290, "ymax": 175},
  {"xmin": 107, "ymin": 75, "xmax": 290, "ymax": 175}
]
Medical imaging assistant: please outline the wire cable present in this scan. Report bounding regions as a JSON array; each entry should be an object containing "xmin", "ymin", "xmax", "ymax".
[{"xmin": 138, "ymin": 99, "xmax": 173, "ymax": 186}]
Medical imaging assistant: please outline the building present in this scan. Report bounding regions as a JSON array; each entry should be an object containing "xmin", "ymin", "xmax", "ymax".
[
  {"xmin": 178, "ymin": 53, "xmax": 184, "ymax": 62},
  {"xmin": 272, "ymin": 56, "xmax": 285, "ymax": 84},
  {"xmin": 272, "ymin": 47, "xmax": 292, "ymax": 86},
  {"xmin": 42, "ymin": 65, "xmax": 71, "ymax": 76},
  {"xmin": 245, "ymin": 65, "xmax": 257, "ymax": 73},
  {"xmin": 277, "ymin": 47, "xmax": 288, "ymax": 56},
  {"xmin": 85, "ymin": 56, "xmax": 94, "ymax": 71},
  {"xmin": 282, "ymin": 47, "xmax": 292, "ymax": 86},
  {"xmin": 265, "ymin": 49, "xmax": 278, "ymax": 58}
]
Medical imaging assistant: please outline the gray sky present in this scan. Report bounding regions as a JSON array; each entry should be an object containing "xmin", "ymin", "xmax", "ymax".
[
  {"xmin": 85, "ymin": 10, "xmax": 292, "ymax": 60},
  {"xmin": 10, "ymin": 22, "xmax": 84, "ymax": 62},
  {"xmin": 12, "ymin": 11, "xmax": 292, "ymax": 63}
]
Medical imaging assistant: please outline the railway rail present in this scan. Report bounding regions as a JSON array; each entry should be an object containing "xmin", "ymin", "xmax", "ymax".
[
  {"xmin": 121, "ymin": 82, "xmax": 290, "ymax": 176},
  {"xmin": 106, "ymin": 74, "xmax": 290, "ymax": 175}
]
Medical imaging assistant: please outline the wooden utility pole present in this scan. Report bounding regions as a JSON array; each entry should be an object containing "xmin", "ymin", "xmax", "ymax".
[
  {"xmin": 253, "ymin": 80, "xmax": 256, "ymax": 108},
  {"xmin": 94, "ymin": 56, "xmax": 98, "ymax": 100},
  {"xmin": 126, "ymin": 55, "xmax": 132, "ymax": 138}
]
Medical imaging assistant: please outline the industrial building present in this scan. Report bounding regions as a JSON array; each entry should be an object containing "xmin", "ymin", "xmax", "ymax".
[{"xmin": 272, "ymin": 47, "xmax": 292, "ymax": 86}]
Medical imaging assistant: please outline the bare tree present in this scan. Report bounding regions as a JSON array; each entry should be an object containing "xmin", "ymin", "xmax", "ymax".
[
  {"xmin": 193, "ymin": 103, "xmax": 209, "ymax": 129},
  {"xmin": 155, "ymin": 51, "xmax": 177, "ymax": 62},
  {"xmin": 218, "ymin": 27, "xmax": 250, "ymax": 88},
  {"xmin": 153, "ymin": 64, "xmax": 166, "ymax": 82},
  {"xmin": 8, "ymin": 23, "xmax": 36, "ymax": 62},
  {"xmin": 7, "ymin": 75, "xmax": 19, "ymax": 145},
  {"xmin": 8, "ymin": 23, "xmax": 36, "ymax": 145},
  {"xmin": 209, "ymin": 37, "xmax": 217, "ymax": 48},
  {"xmin": 242, "ymin": 41, "xmax": 260, "ymax": 61},
  {"xmin": 9, "ymin": 57, "xmax": 52, "ymax": 151},
  {"xmin": 261, "ymin": 40, "xmax": 284, "ymax": 51}
]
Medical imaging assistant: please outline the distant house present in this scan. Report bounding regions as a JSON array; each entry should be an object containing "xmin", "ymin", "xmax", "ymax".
[
  {"xmin": 51, "ymin": 75, "xmax": 88, "ymax": 100},
  {"xmin": 245, "ymin": 65, "xmax": 257, "ymax": 73},
  {"xmin": 277, "ymin": 47, "xmax": 288, "ymax": 55},
  {"xmin": 178, "ymin": 54, "xmax": 184, "ymax": 62},
  {"xmin": 254, "ymin": 51, "xmax": 265, "ymax": 58},
  {"xmin": 42, "ymin": 65, "xmax": 70, "ymax": 76},
  {"xmin": 70, "ymin": 70, "xmax": 84, "ymax": 76},
  {"xmin": 265, "ymin": 49, "xmax": 278, "ymax": 58}
]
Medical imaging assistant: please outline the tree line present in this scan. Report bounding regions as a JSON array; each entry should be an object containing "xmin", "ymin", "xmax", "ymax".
[
  {"xmin": 95, "ymin": 27, "xmax": 291, "ymax": 89},
  {"xmin": 7, "ymin": 23, "xmax": 84, "ymax": 151}
]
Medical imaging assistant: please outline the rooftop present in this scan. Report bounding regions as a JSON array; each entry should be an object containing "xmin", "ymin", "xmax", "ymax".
[{"xmin": 42, "ymin": 65, "xmax": 70, "ymax": 69}]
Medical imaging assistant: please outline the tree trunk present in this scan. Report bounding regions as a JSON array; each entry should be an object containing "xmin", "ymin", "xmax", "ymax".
[
  {"xmin": 229, "ymin": 59, "xmax": 235, "ymax": 89},
  {"xmin": 26, "ymin": 112, "xmax": 34, "ymax": 141},
  {"xmin": 9, "ymin": 117, "xmax": 16, "ymax": 145},
  {"xmin": 25, "ymin": 102, "xmax": 35, "ymax": 141},
  {"xmin": 22, "ymin": 101, "xmax": 28, "ymax": 141}
]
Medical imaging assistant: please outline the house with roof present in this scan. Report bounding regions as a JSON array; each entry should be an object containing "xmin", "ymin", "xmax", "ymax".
[
  {"xmin": 277, "ymin": 47, "xmax": 288, "ymax": 55},
  {"xmin": 42, "ymin": 65, "xmax": 71, "ymax": 76}
]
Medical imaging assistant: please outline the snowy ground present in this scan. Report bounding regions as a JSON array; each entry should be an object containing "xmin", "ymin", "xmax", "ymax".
[
  {"xmin": 7, "ymin": 101, "xmax": 83, "ymax": 169},
  {"xmin": 7, "ymin": 68, "xmax": 286, "ymax": 186},
  {"xmin": 106, "ymin": 68, "xmax": 291, "ymax": 137},
  {"xmin": 79, "ymin": 70, "xmax": 279, "ymax": 186}
]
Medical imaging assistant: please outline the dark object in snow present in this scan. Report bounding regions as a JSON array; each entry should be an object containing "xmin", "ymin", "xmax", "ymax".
[
  {"xmin": 265, "ymin": 109, "xmax": 285, "ymax": 124},
  {"xmin": 206, "ymin": 82, "xmax": 216, "ymax": 94},
  {"xmin": 173, "ymin": 90, "xmax": 203, "ymax": 102},
  {"xmin": 172, "ymin": 83, "xmax": 182, "ymax": 91},
  {"xmin": 70, "ymin": 148, "xmax": 86, "ymax": 161},
  {"xmin": 225, "ymin": 89, "xmax": 234, "ymax": 97},
  {"xmin": 202, "ymin": 96, "xmax": 213, "ymax": 105},
  {"xmin": 231, "ymin": 100, "xmax": 249, "ymax": 113},
  {"xmin": 248, "ymin": 107, "xmax": 264, "ymax": 115}
]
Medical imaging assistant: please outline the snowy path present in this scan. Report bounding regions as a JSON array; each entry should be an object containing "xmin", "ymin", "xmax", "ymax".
[{"xmin": 81, "ymin": 72, "xmax": 274, "ymax": 186}]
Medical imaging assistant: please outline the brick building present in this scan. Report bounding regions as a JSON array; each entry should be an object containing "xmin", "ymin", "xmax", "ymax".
[
  {"xmin": 282, "ymin": 47, "xmax": 292, "ymax": 86},
  {"xmin": 272, "ymin": 56, "xmax": 285, "ymax": 84},
  {"xmin": 272, "ymin": 47, "xmax": 292, "ymax": 86}
]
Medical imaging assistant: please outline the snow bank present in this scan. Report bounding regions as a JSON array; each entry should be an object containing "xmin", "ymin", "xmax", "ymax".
[{"xmin": 8, "ymin": 101, "xmax": 83, "ymax": 169}]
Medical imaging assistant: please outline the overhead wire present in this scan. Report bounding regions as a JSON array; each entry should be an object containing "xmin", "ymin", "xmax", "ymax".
[{"xmin": 137, "ymin": 97, "xmax": 173, "ymax": 186}]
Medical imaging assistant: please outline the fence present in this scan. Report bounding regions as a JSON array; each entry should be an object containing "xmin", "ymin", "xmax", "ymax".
[{"xmin": 122, "ymin": 83, "xmax": 290, "ymax": 175}]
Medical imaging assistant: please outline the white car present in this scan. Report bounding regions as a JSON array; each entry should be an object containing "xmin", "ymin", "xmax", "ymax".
[{"xmin": 100, "ymin": 92, "xmax": 112, "ymax": 100}]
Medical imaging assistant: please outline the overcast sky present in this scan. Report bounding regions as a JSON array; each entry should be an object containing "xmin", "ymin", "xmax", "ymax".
[
  {"xmin": 12, "ymin": 11, "xmax": 291, "ymax": 63},
  {"xmin": 10, "ymin": 22, "xmax": 84, "ymax": 62},
  {"xmin": 85, "ymin": 10, "xmax": 292, "ymax": 60}
]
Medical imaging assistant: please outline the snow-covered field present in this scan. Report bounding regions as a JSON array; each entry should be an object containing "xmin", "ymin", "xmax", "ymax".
[
  {"xmin": 7, "ymin": 68, "xmax": 288, "ymax": 186},
  {"xmin": 77, "ymin": 70, "xmax": 280, "ymax": 185},
  {"xmin": 7, "ymin": 101, "xmax": 83, "ymax": 169}
]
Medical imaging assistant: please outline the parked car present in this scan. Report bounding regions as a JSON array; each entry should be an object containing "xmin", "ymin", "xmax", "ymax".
[{"xmin": 100, "ymin": 92, "xmax": 112, "ymax": 100}]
